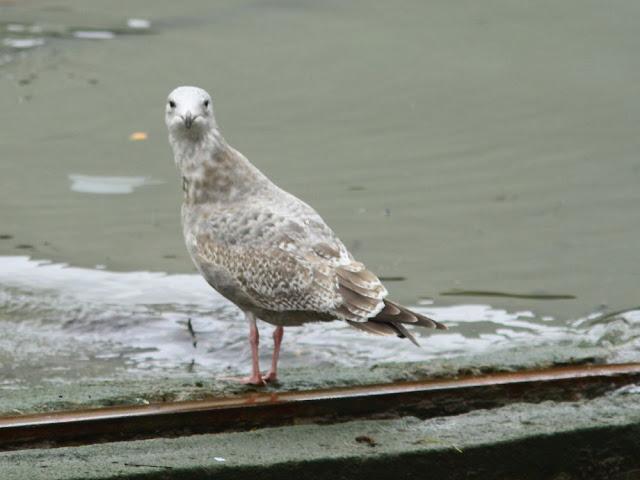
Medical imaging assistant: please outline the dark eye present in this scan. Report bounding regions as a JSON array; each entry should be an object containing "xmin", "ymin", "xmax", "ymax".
[
  {"xmin": 204, "ymin": 99, "xmax": 209, "ymax": 107},
  {"xmin": 168, "ymin": 100, "xmax": 176, "ymax": 108}
]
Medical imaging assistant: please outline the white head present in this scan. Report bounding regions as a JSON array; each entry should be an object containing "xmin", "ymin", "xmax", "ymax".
[{"xmin": 165, "ymin": 86, "xmax": 217, "ymax": 140}]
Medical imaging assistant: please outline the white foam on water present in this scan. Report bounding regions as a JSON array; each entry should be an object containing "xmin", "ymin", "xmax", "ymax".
[
  {"xmin": 127, "ymin": 18, "xmax": 151, "ymax": 30},
  {"xmin": 6, "ymin": 24, "xmax": 26, "ymax": 33},
  {"xmin": 72, "ymin": 31, "xmax": 115, "ymax": 40},
  {"xmin": 68, "ymin": 174, "xmax": 163, "ymax": 195},
  {"xmin": 3, "ymin": 37, "xmax": 45, "ymax": 49},
  {"xmin": 0, "ymin": 256, "xmax": 216, "ymax": 306},
  {"xmin": 0, "ymin": 256, "xmax": 638, "ymax": 384}
]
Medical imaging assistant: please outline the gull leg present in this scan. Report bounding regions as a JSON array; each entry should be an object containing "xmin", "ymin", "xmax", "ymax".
[
  {"xmin": 240, "ymin": 312, "xmax": 265, "ymax": 386},
  {"xmin": 263, "ymin": 325, "xmax": 284, "ymax": 383}
]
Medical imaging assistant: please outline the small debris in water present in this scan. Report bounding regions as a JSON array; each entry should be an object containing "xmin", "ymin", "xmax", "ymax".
[
  {"xmin": 355, "ymin": 435, "xmax": 378, "ymax": 447},
  {"xmin": 213, "ymin": 457, "xmax": 226, "ymax": 463},
  {"xmin": 15, "ymin": 244, "xmax": 34, "ymax": 250},
  {"xmin": 129, "ymin": 131, "xmax": 148, "ymax": 141},
  {"xmin": 0, "ymin": 234, "xmax": 13, "ymax": 240},
  {"xmin": 187, "ymin": 318, "xmax": 197, "ymax": 348},
  {"xmin": 493, "ymin": 192, "xmax": 518, "ymax": 202},
  {"xmin": 18, "ymin": 73, "xmax": 36, "ymax": 86}
]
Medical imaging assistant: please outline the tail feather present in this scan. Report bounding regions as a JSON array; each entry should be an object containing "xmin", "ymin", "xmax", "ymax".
[
  {"xmin": 347, "ymin": 299, "xmax": 446, "ymax": 346},
  {"xmin": 347, "ymin": 319, "xmax": 398, "ymax": 337},
  {"xmin": 386, "ymin": 321, "xmax": 420, "ymax": 347},
  {"xmin": 377, "ymin": 299, "xmax": 447, "ymax": 330}
]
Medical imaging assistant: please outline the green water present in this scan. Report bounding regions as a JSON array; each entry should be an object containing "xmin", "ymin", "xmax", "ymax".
[{"xmin": 0, "ymin": 0, "xmax": 639, "ymax": 369}]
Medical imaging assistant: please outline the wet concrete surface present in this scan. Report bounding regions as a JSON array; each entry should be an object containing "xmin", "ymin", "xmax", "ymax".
[
  {"xmin": 2, "ymin": 385, "xmax": 639, "ymax": 480},
  {"xmin": 0, "ymin": 344, "xmax": 610, "ymax": 416}
]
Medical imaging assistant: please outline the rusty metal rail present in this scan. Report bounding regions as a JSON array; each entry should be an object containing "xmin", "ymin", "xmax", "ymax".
[{"xmin": 1, "ymin": 363, "xmax": 639, "ymax": 451}]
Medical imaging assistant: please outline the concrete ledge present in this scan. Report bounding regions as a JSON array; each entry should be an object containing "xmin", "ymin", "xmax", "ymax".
[
  {"xmin": 2, "ymin": 387, "xmax": 639, "ymax": 480},
  {"xmin": 0, "ymin": 345, "xmax": 609, "ymax": 416}
]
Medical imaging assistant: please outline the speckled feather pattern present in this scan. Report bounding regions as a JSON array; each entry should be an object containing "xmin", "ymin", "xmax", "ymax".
[
  {"xmin": 167, "ymin": 87, "xmax": 445, "ymax": 342},
  {"xmin": 181, "ymin": 145, "xmax": 386, "ymax": 322}
]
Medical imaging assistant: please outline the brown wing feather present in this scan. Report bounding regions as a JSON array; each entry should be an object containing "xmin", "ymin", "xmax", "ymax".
[
  {"xmin": 337, "ymin": 264, "xmax": 379, "ymax": 283},
  {"xmin": 338, "ymin": 285, "xmax": 383, "ymax": 312},
  {"xmin": 333, "ymin": 264, "xmax": 387, "ymax": 321}
]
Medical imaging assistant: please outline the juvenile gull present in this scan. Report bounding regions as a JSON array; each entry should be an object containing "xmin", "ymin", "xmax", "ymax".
[{"xmin": 165, "ymin": 86, "xmax": 446, "ymax": 385}]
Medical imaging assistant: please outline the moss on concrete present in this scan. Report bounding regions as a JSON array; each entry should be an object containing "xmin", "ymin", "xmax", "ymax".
[{"xmin": 1, "ymin": 386, "xmax": 639, "ymax": 480}]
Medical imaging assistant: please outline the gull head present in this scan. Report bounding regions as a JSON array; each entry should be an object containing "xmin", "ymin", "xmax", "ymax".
[{"xmin": 165, "ymin": 86, "xmax": 217, "ymax": 139}]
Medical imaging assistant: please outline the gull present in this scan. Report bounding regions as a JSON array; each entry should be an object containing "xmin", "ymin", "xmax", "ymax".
[{"xmin": 165, "ymin": 86, "xmax": 446, "ymax": 385}]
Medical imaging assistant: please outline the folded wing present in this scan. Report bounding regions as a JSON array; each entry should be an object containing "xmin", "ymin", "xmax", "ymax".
[{"xmin": 195, "ymin": 200, "xmax": 445, "ymax": 343}]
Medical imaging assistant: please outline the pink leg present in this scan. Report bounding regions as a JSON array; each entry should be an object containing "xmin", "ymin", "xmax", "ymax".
[
  {"xmin": 263, "ymin": 326, "xmax": 284, "ymax": 383},
  {"xmin": 241, "ymin": 312, "xmax": 265, "ymax": 386}
]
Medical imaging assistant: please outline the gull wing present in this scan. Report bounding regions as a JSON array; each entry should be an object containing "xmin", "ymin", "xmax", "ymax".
[{"xmin": 193, "ymin": 197, "xmax": 444, "ymax": 341}]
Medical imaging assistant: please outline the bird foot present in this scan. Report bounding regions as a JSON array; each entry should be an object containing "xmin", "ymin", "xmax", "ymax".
[
  {"xmin": 240, "ymin": 374, "xmax": 267, "ymax": 386},
  {"xmin": 220, "ymin": 373, "xmax": 278, "ymax": 385},
  {"xmin": 262, "ymin": 371, "xmax": 278, "ymax": 383},
  {"xmin": 220, "ymin": 374, "xmax": 266, "ymax": 386}
]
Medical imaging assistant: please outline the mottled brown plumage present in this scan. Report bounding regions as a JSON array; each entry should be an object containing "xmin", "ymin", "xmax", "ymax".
[{"xmin": 166, "ymin": 86, "xmax": 445, "ymax": 384}]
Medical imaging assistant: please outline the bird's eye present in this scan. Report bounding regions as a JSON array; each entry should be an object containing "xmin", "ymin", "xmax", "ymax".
[
  {"xmin": 204, "ymin": 99, "xmax": 210, "ymax": 107},
  {"xmin": 168, "ymin": 100, "xmax": 176, "ymax": 108}
]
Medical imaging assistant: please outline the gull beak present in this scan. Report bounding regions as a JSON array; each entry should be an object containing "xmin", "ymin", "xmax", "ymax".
[{"xmin": 183, "ymin": 112, "xmax": 194, "ymax": 129}]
